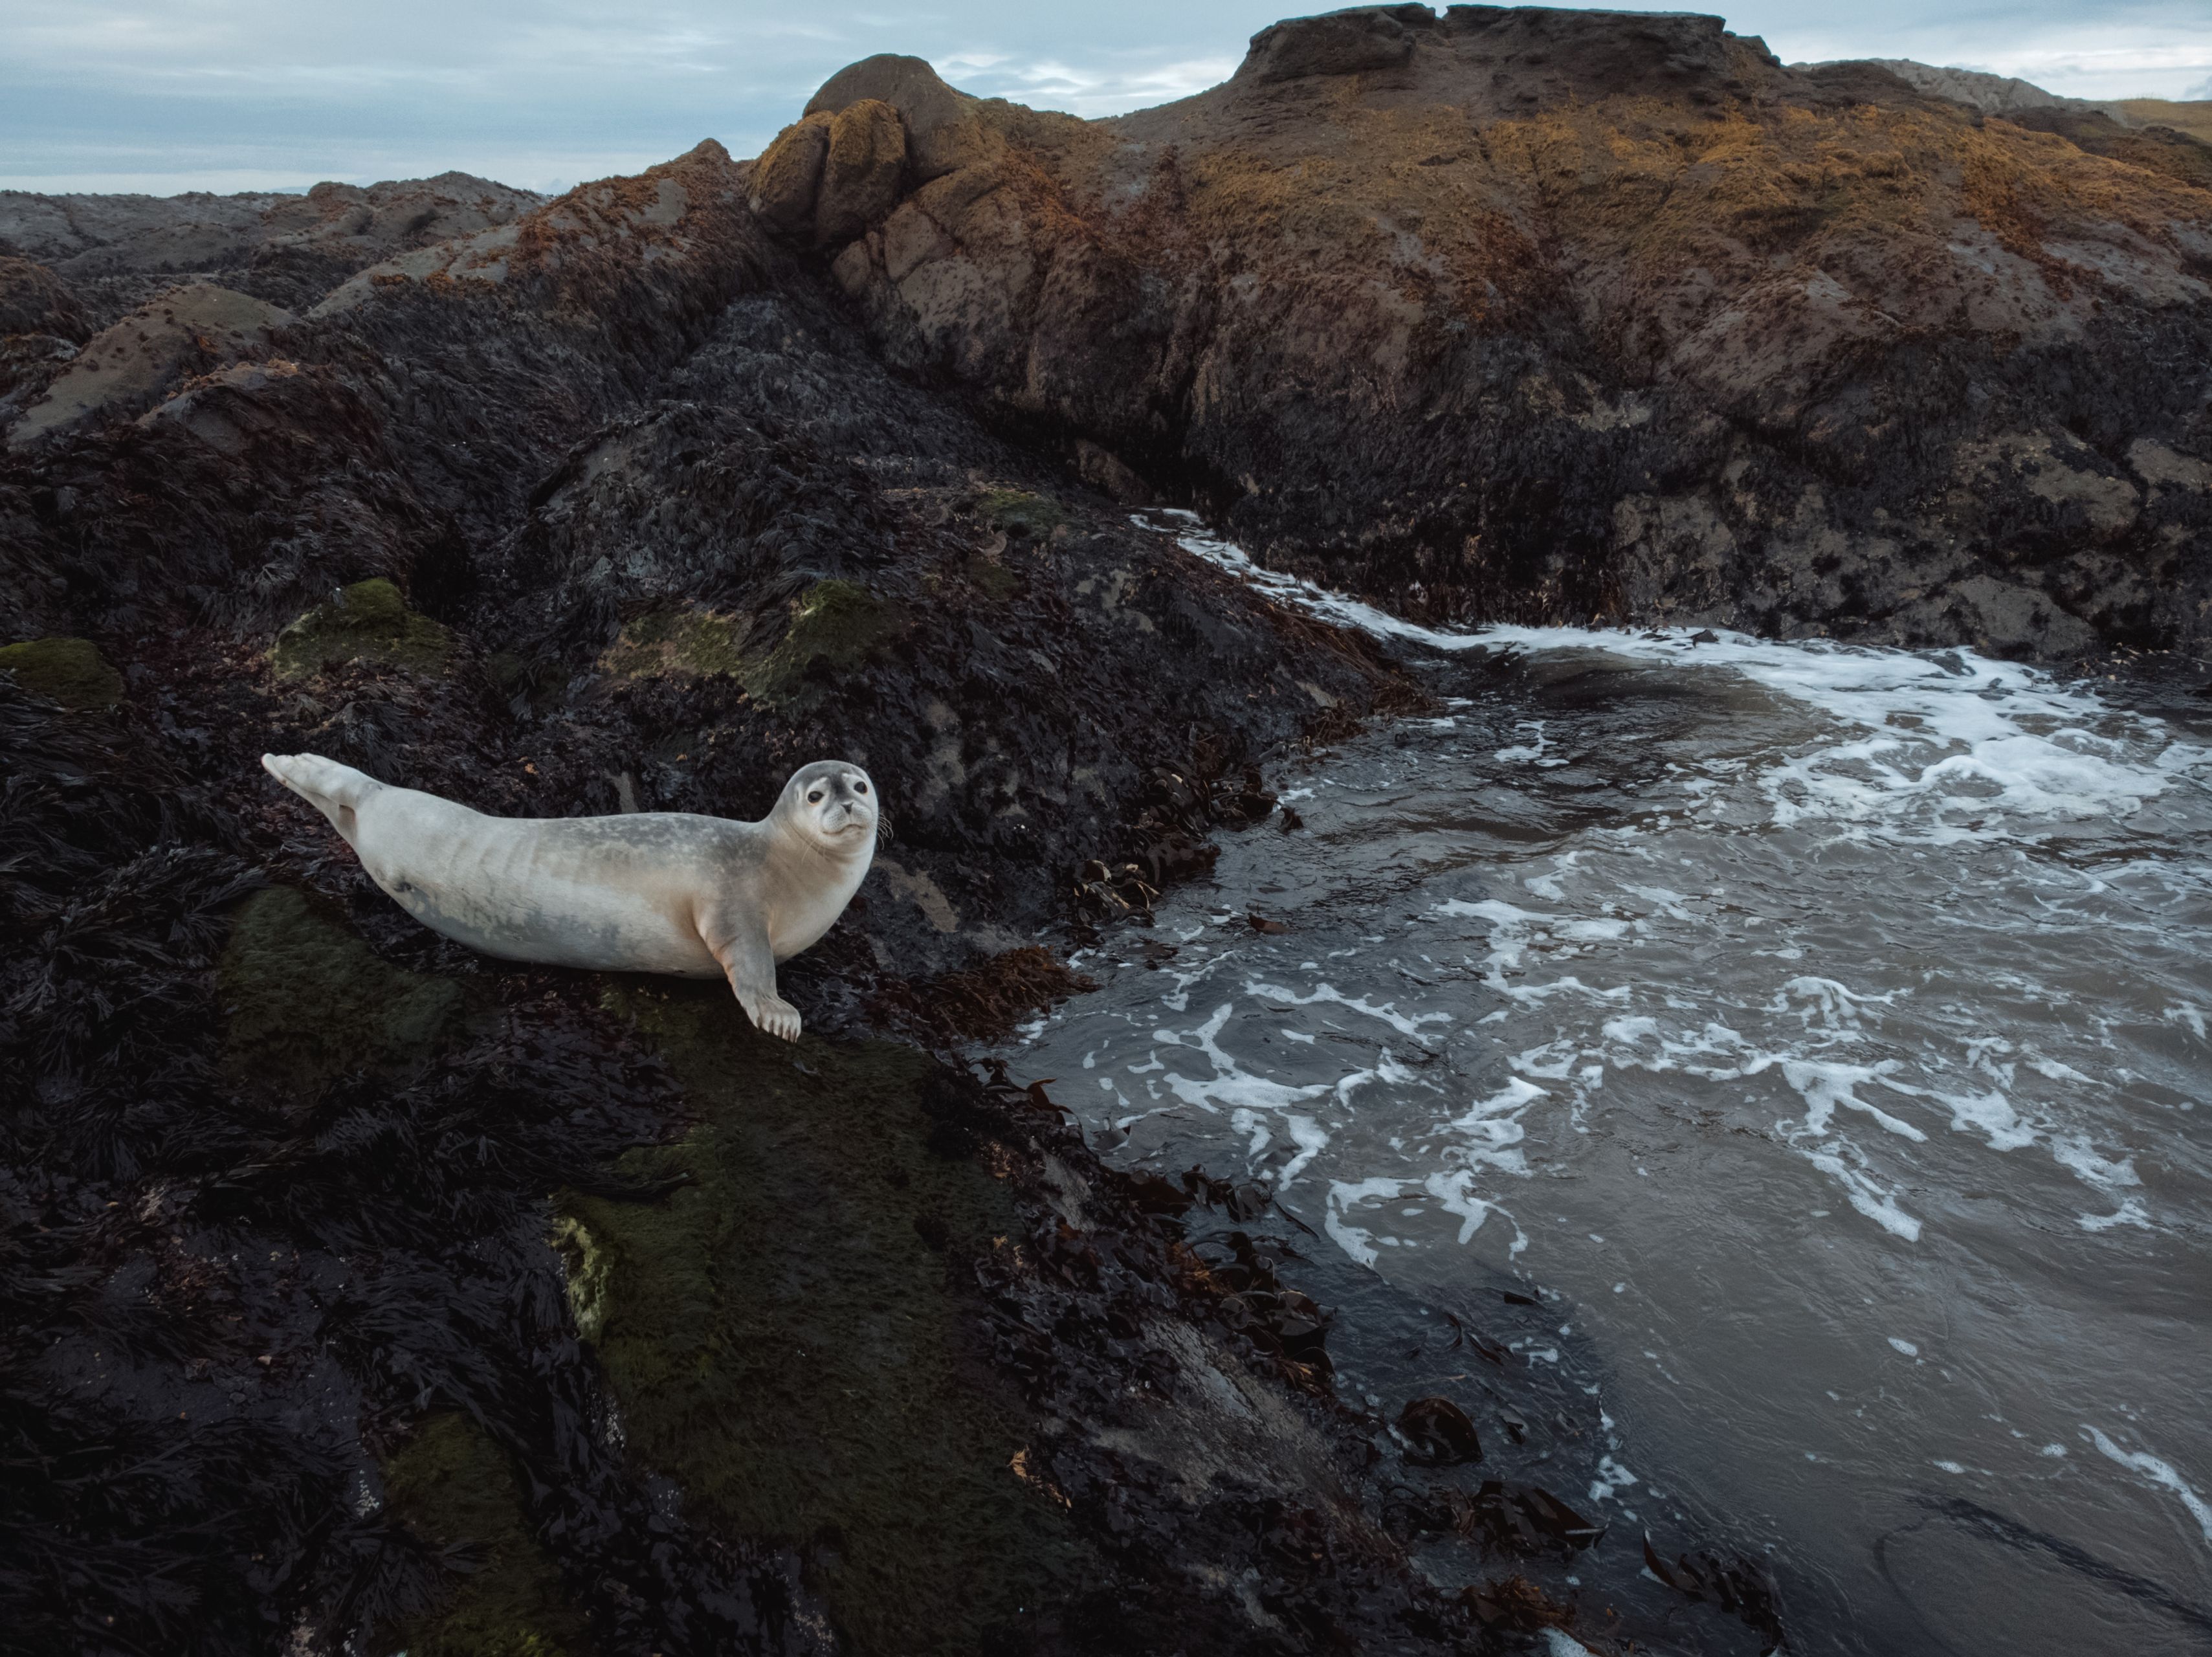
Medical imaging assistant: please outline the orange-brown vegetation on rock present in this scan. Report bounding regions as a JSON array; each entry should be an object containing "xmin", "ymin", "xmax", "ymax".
[
  {"xmin": 740, "ymin": 9, "xmax": 2211, "ymax": 658},
  {"xmin": 871, "ymin": 945, "xmax": 1099, "ymax": 1044},
  {"xmin": 748, "ymin": 111, "xmax": 834, "ymax": 233}
]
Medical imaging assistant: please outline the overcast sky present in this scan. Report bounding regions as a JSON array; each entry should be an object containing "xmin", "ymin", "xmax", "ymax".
[{"xmin": 6, "ymin": 0, "xmax": 2209, "ymax": 196}]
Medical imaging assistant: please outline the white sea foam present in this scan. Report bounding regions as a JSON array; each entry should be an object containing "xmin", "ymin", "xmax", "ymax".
[
  {"xmin": 2085, "ymin": 1427, "xmax": 2212, "ymax": 1545},
  {"xmin": 1246, "ymin": 978, "xmax": 1452, "ymax": 1040},
  {"xmin": 1139, "ymin": 511, "xmax": 2209, "ymax": 846}
]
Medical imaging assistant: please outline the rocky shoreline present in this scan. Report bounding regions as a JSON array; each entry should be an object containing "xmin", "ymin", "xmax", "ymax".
[{"xmin": 3, "ymin": 8, "xmax": 2207, "ymax": 1654}]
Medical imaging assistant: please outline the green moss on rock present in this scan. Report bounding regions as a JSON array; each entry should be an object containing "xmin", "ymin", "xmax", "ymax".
[
  {"xmin": 270, "ymin": 577, "xmax": 454, "ymax": 681},
  {"xmin": 597, "ymin": 608, "xmax": 749, "ymax": 682},
  {"xmin": 379, "ymin": 1414, "xmax": 595, "ymax": 1657},
  {"xmin": 963, "ymin": 555, "xmax": 1023, "ymax": 601},
  {"xmin": 564, "ymin": 984, "xmax": 1091, "ymax": 1656},
  {"xmin": 219, "ymin": 886, "xmax": 463, "ymax": 1095},
  {"xmin": 977, "ymin": 487, "xmax": 1065, "ymax": 540},
  {"xmin": 547, "ymin": 1214, "xmax": 613, "ymax": 1343},
  {"xmin": 741, "ymin": 579, "xmax": 903, "ymax": 706},
  {"xmin": 598, "ymin": 584, "xmax": 900, "ymax": 706},
  {"xmin": 0, "ymin": 635, "xmax": 124, "ymax": 708}
]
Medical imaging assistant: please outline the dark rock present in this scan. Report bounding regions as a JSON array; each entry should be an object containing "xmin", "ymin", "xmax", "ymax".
[
  {"xmin": 0, "ymin": 634, "xmax": 123, "ymax": 707},
  {"xmin": 0, "ymin": 116, "xmax": 1415, "ymax": 1657},
  {"xmin": 0, "ymin": 256, "xmax": 89, "ymax": 341},
  {"xmin": 27, "ymin": 10, "xmax": 2189, "ymax": 1652},
  {"xmin": 0, "ymin": 172, "xmax": 542, "ymax": 330},
  {"xmin": 8, "ymin": 282, "xmax": 294, "ymax": 448},
  {"xmin": 1398, "ymin": 1395, "xmax": 1485, "ymax": 1465},
  {"xmin": 1240, "ymin": 4, "xmax": 1431, "ymax": 82}
]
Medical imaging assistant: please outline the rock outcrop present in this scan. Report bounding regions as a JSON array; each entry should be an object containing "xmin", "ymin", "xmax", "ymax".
[
  {"xmin": 0, "ymin": 172, "xmax": 543, "ymax": 322},
  {"xmin": 747, "ymin": 6, "xmax": 2212, "ymax": 660},
  {"xmin": 8, "ymin": 282, "xmax": 296, "ymax": 448},
  {"xmin": 0, "ymin": 257, "xmax": 92, "ymax": 422}
]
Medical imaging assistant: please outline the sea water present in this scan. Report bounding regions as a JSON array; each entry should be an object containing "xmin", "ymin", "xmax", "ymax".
[{"xmin": 1007, "ymin": 513, "xmax": 2212, "ymax": 1655}]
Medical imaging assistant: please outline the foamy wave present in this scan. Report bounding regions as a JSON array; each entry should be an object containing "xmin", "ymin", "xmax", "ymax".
[{"xmin": 1140, "ymin": 511, "xmax": 2209, "ymax": 845}]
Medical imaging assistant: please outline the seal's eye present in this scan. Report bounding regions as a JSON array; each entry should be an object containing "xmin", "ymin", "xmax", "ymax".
[
  {"xmin": 807, "ymin": 790, "xmax": 823, "ymax": 804},
  {"xmin": 854, "ymin": 781, "xmax": 868, "ymax": 794}
]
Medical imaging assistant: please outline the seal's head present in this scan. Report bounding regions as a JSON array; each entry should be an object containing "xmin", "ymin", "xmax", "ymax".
[{"xmin": 776, "ymin": 760, "xmax": 879, "ymax": 856}]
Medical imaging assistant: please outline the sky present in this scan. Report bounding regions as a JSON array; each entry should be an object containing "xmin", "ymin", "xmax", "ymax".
[{"xmin": 5, "ymin": 0, "xmax": 2209, "ymax": 196}]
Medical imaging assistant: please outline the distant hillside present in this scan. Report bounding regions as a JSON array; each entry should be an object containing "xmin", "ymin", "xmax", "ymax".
[{"xmin": 2117, "ymin": 98, "xmax": 2212, "ymax": 144}]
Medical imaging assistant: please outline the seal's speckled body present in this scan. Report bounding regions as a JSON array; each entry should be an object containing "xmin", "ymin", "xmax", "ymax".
[{"xmin": 261, "ymin": 753, "xmax": 876, "ymax": 1041}]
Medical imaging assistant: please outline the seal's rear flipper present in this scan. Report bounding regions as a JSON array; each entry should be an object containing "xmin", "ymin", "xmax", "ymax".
[{"xmin": 262, "ymin": 751, "xmax": 379, "ymax": 843}]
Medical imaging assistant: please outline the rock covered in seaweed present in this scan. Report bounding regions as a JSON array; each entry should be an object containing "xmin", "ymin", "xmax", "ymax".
[{"xmin": 761, "ymin": 10, "xmax": 2212, "ymax": 660}]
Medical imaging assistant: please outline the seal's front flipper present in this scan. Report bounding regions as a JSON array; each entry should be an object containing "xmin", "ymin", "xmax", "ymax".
[{"xmin": 704, "ymin": 914, "xmax": 801, "ymax": 1043}]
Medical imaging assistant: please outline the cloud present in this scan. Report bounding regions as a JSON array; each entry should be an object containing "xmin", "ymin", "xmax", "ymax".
[
  {"xmin": 3, "ymin": 0, "xmax": 2207, "ymax": 196},
  {"xmin": 949, "ymin": 52, "xmax": 1243, "ymax": 116},
  {"xmin": 1738, "ymin": 0, "xmax": 2212, "ymax": 99}
]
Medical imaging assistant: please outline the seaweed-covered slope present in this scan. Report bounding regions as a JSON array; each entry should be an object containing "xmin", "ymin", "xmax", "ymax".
[
  {"xmin": 759, "ymin": 7, "xmax": 2212, "ymax": 658},
  {"xmin": 0, "ymin": 95, "xmax": 1600, "ymax": 1657}
]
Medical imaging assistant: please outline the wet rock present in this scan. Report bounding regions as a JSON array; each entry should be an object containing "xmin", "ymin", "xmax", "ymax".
[
  {"xmin": 1073, "ymin": 438, "xmax": 1152, "ymax": 505},
  {"xmin": 1397, "ymin": 1395, "xmax": 1485, "ymax": 1466},
  {"xmin": 218, "ymin": 885, "xmax": 465, "ymax": 1094},
  {"xmin": 268, "ymin": 578, "xmax": 456, "ymax": 682},
  {"xmin": 378, "ymin": 1414, "xmax": 598, "ymax": 1657},
  {"xmin": 15, "ymin": 15, "xmax": 2094, "ymax": 1649}
]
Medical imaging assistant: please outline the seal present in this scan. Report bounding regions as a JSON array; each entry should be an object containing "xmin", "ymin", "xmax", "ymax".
[{"xmin": 260, "ymin": 753, "xmax": 878, "ymax": 1042}]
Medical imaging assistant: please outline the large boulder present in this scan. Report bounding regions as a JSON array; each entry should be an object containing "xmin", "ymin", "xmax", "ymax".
[
  {"xmin": 786, "ymin": 6, "xmax": 2212, "ymax": 658},
  {"xmin": 805, "ymin": 53, "xmax": 989, "ymax": 181},
  {"xmin": 814, "ymin": 99, "xmax": 909, "ymax": 245},
  {"xmin": 748, "ymin": 111, "xmax": 834, "ymax": 234},
  {"xmin": 1238, "ymin": 3, "xmax": 1428, "ymax": 82}
]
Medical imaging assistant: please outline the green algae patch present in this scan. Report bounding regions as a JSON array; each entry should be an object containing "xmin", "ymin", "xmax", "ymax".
[
  {"xmin": 564, "ymin": 984, "xmax": 1092, "ymax": 1656},
  {"xmin": 548, "ymin": 1214, "xmax": 614, "ymax": 1342},
  {"xmin": 219, "ymin": 886, "xmax": 464, "ymax": 1095},
  {"xmin": 599, "ymin": 584, "xmax": 902, "ymax": 706},
  {"xmin": 597, "ymin": 606, "xmax": 748, "ymax": 682},
  {"xmin": 380, "ymin": 1413, "xmax": 597, "ymax": 1657},
  {"xmin": 741, "ymin": 579, "xmax": 904, "ymax": 706},
  {"xmin": 0, "ymin": 636, "xmax": 124, "ymax": 708},
  {"xmin": 270, "ymin": 577, "xmax": 454, "ymax": 681},
  {"xmin": 976, "ymin": 487, "xmax": 1065, "ymax": 540},
  {"xmin": 963, "ymin": 555, "xmax": 1023, "ymax": 601}
]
